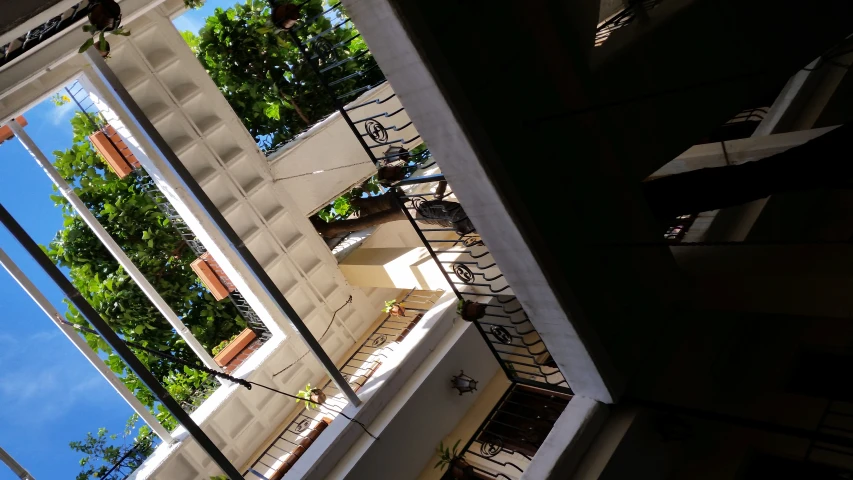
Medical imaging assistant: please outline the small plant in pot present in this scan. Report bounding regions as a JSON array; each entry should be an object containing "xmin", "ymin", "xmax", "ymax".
[
  {"xmin": 272, "ymin": 2, "xmax": 301, "ymax": 30},
  {"xmin": 80, "ymin": 0, "xmax": 130, "ymax": 58},
  {"xmin": 296, "ymin": 384, "xmax": 326, "ymax": 410},
  {"xmin": 435, "ymin": 440, "xmax": 474, "ymax": 479},
  {"xmin": 457, "ymin": 299, "xmax": 487, "ymax": 321},
  {"xmin": 383, "ymin": 299, "xmax": 406, "ymax": 317}
]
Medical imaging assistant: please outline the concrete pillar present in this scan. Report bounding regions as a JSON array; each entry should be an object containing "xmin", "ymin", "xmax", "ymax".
[
  {"xmin": 675, "ymin": 244, "xmax": 853, "ymax": 318},
  {"xmin": 339, "ymin": 247, "xmax": 451, "ymax": 291}
]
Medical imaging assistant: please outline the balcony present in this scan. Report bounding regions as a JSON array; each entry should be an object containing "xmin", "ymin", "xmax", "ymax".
[
  {"xmin": 244, "ymin": 288, "xmax": 444, "ymax": 480},
  {"xmin": 426, "ymin": 382, "xmax": 572, "ymax": 480}
]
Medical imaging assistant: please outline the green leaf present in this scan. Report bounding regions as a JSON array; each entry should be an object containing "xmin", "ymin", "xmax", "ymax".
[
  {"xmin": 142, "ymin": 230, "xmax": 152, "ymax": 240},
  {"xmin": 134, "ymin": 325, "xmax": 144, "ymax": 334},
  {"xmin": 264, "ymin": 102, "xmax": 280, "ymax": 120},
  {"xmin": 79, "ymin": 38, "xmax": 95, "ymax": 53}
]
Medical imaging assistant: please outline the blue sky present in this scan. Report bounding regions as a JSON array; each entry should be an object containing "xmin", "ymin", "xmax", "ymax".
[
  {"xmin": 173, "ymin": 0, "xmax": 241, "ymax": 36},
  {"xmin": 0, "ymin": 96, "xmax": 135, "ymax": 480},
  {"xmin": 0, "ymin": 2, "xmax": 240, "ymax": 478}
]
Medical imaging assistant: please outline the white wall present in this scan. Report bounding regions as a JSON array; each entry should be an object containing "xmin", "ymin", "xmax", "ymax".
[
  {"xmin": 268, "ymin": 81, "xmax": 422, "ymax": 216},
  {"xmin": 321, "ymin": 322, "xmax": 502, "ymax": 480}
]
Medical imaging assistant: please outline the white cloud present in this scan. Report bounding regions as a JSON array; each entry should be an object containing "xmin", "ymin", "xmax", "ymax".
[
  {"xmin": 173, "ymin": 15, "xmax": 203, "ymax": 34},
  {"xmin": 0, "ymin": 330, "xmax": 114, "ymax": 426},
  {"xmin": 46, "ymin": 100, "xmax": 76, "ymax": 126}
]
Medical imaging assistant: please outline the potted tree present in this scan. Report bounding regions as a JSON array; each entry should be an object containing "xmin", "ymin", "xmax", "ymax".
[
  {"xmin": 383, "ymin": 299, "xmax": 406, "ymax": 317},
  {"xmin": 296, "ymin": 384, "xmax": 326, "ymax": 410},
  {"xmin": 435, "ymin": 440, "xmax": 474, "ymax": 479},
  {"xmin": 457, "ymin": 299, "xmax": 487, "ymax": 321},
  {"xmin": 272, "ymin": 2, "xmax": 301, "ymax": 30}
]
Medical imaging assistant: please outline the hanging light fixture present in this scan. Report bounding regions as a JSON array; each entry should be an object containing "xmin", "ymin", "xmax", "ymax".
[{"xmin": 451, "ymin": 370, "xmax": 478, "ymax": 395}]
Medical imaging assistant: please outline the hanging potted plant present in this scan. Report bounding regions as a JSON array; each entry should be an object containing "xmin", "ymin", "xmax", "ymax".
[
  {"xmin": 80, "ymin": 25, "xmax": 131, "ymax": 58},
  {"xmin": 272, "ymin": 2, "xmax": 301, "ymax": 30},
  {"xmin": 296, "ymin": 384, "xmax": 326, "ymax": 410},
  {"xmin": 435, "ymin": 440, "xmax": 474, "ymax": 479},
  {"xmin": 457, "ymin": 299, "xmax": 487, "ymax": 322},
  {"xmin": 79, "ymin": 0, "xmax": 130, "ymax": 58},
  {"xmin": 415, "ymin": 200, "xmax": 476, "ymax": 235},
  {"xmin": 383, "ymin": 299, "xmax": 406, "ymax": 317},
  {"xmin": 89, "ymin": 0, "xmax": 122, "ymax": 31}
]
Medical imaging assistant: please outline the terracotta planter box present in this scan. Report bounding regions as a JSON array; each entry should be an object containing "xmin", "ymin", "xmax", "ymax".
[
  {"xmin": 351, "ymin": 361, "xmax": 381, "ymax": 393},
  {"xmin": 0, "ymin": 116, "xmax": 27, "ymax": 145},
  {"xmin": 269, "ymin": 417, "xmax": 331, "ymax": 479},
  {"xmin": 395, "ymin": 313, "xmax": 424, "ymax": 343},
  {"xmin": 89, "ymin": 125, "xmax": 140, "ymax": 179},
  {"xmin": 190, "ymin": 252, "xmax": 235, "ymax": 301},
  {"xmin": 213, "ymin": 328, "xmax": 256, "ymax": 368}
]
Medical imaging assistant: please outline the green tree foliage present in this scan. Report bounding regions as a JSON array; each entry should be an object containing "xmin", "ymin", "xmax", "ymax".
[
  {"xmin": 53, "ymin": 113, "xmax": 244, "ymax": 475},
  {"xmin": 49, "ymin": 113, "xmax": 245, "ymax": 378},
  {"xmin": 187, "ymin": 0, "xmax": 382, "ymax": 151},
  {"xmin": 70, "ymin": 416, "xmax": 154, "ymax": 480}
]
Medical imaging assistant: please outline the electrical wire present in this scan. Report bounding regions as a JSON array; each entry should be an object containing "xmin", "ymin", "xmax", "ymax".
[
  {"xmin": 272, "ymin": 295, "xmax": 352, "ymax": 377},
  {"xmin": 61, "ymin": 319, "xmax": 378, "ymax": 439}
]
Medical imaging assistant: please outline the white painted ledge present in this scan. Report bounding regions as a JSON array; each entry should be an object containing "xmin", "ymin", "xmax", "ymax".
[{"xmin": 521, "ymin": 396, "xmax": 608, "ymax": 480}]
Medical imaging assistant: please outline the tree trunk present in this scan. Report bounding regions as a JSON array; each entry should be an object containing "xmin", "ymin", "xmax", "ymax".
[
  {"xmin": 280, "ymin": 92, "xmax": 311, "ymax": 126},
  {"xmin": 311, "ymin": 208, "xmax": 406, "ymax": 237},
  {"xmin": 352, "ymin": 194, "xmax": 396, "ymax": 216},
  {"xmin": 643, "ymin": 123, "xmax": 853, "ymax": 221}
]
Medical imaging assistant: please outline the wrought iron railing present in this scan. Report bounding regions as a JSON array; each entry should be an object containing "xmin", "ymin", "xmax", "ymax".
[
  {"xmin": 244, "ymin": 288, "xmax": 443, "ymax": 479},
  {"xmin": 0, "ymin": 1, "xmax": 96, "ymax": 70},
  {"xmin": 595, "ymin": 0, "xmax": 663, "ymax": 47},
  {"xmin": 447, "ymin": 384, "xmax": 571, "ymax": 480},
  {"xmin": 283, "ymin": 0, "xmax": 570, "ymax": 395},
  {"xmin": 394, "ymin": 177, "xmax": 570, "ymax": 393}
]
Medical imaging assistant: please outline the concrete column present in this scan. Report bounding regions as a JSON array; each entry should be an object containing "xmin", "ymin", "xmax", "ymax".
[{"xmin": 675, "ymin": 244, "xmax": 853, "ymax": 318}]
